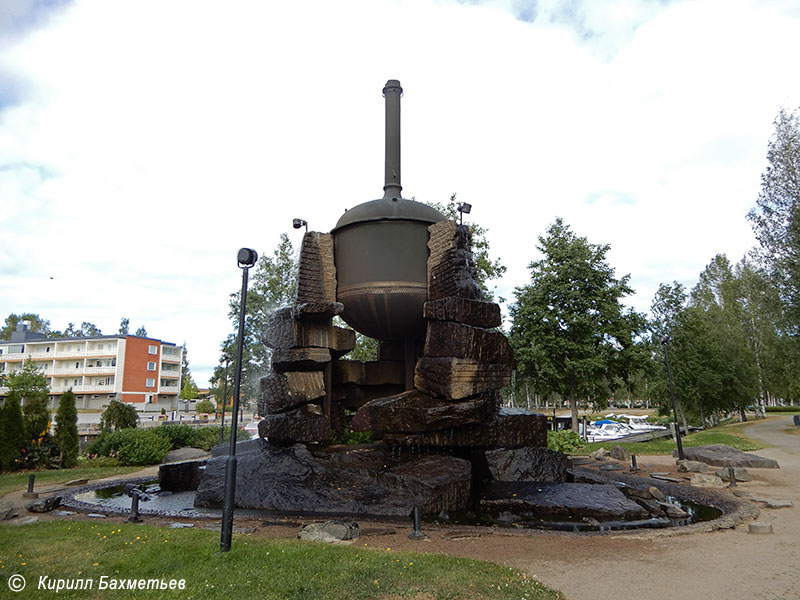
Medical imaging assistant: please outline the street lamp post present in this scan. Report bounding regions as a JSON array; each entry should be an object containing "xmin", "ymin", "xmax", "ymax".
[
  {"xmin": 662, "ymin": 337, "xmax": 685, "ymax": 461},
  {"xmin": 220, "ymin": 248, "xmax": 257, "ymax": 553}
]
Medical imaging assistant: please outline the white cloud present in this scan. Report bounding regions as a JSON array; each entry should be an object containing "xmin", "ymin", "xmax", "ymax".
[{"xmin": 1, "ymin": 0, "xmax": 799, "ymax": 385}]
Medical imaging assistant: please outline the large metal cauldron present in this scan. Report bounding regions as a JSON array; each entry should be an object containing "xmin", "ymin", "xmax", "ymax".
[{"xmin": 332, "ymin": 80, "xmax": 444, "ymax": 342}]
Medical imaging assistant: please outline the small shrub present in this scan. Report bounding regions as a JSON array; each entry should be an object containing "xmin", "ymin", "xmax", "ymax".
[
  {"xmin": 195, "ymin": 399, "xmax": 215, "ymax": 414},
  {"xmin": 547, "ymin": 429, "xmax": 585, "ymax": 453},
  {"xmin": 154, "ymin": 424, "xmax": 198, "ymax": 449},
  {"xmin": 100, "ymin": 400, "xmax": 138, "ymax": 431},
  {"xmin": 332, "ymin": 429, "xmax": 373, "ymax": 445},
  {"xmin": 84, "ymin": 428, "xmax": 171, "ymax": 466},
  {"xmin": 54, "ymin": 389, "xmax": 80, "ymax": 468},
  {"xmin": 191, "ymin": 426, "xmax": 251, "ymax": 451}
]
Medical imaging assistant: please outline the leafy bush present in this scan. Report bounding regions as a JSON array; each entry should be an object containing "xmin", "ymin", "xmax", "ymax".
[
  {"xmin": 766, "ymin": 405, "xmax": 800, "ymax": 413},
  {"xmin": 547, "ymin": 429, "xmax": 585, "ymax": 453},
  {"xmin": 155, "ymin": 424, "xmax": 199, "ymax": 449},
  {"xmin": 84, "ymin": 428, "xmax": 171, "ymax": 466},
  {"xmin": 191, "ymin": 426, "xmax": 251, "ymax": 451},
  {"xmin": 0, "ymin": 392, "xmax": 26, "ymax": 471},
  {"xmin": 195, "ymin": 399, "xmax": 215, "ymax": 414},
  {"xmin": 100, "ymin": 400, "xmax": 138, "ymax": 430}
]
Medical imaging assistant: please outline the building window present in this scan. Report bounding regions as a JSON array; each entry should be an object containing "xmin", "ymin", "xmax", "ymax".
[
  {"xmin": 148, "ymin": 345, "xmax": 158, "ymax": 355},
  {"xmin": 147, "ymin": 362, "xmax": 156, "ymax": 371},
  {"xmin": 146, "ymin": 378, "xmax": 155, "ymax": 388}
]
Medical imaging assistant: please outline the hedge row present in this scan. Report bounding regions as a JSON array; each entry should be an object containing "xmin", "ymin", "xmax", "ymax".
[
  {"xmin": 84, "ymin": 425, "xmax": 252, "ymax": 466},
  {"xmin": 765, "ymin": 405, "xmax": 800, "ymax": 413}
]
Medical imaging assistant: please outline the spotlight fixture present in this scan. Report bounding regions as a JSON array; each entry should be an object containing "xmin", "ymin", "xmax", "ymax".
[
  {"xmin": 292, "ymin": 218, "xmax": 308, "ymax": 232},
  {"xmin": 456, "ymin": 203, "xmax": 472, "ymax": 224},
  {"xmin": 237, "ymin": 248, "xmax": 258, "ymax": 268}
]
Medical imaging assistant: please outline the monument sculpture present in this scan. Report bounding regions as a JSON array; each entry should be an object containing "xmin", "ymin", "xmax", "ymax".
[{"xmin": 195, "ymin": 80, "xmax": 548, "ymax": 517}]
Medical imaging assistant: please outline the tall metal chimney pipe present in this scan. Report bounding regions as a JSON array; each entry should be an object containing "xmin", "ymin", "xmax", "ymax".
[{"xmin": 383, "ymin": 79, "xmax": 402, "ymax": 199}]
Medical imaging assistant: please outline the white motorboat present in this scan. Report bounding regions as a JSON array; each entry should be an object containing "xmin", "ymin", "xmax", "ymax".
[{"xmin": 617, "ymin": 414, "xmax": 667, "ymax": 432}]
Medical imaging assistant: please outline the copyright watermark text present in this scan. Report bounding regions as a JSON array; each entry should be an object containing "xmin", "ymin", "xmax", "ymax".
[{"xmin": 7, "ymin": 574, "xmax": 186, "ymax": 593}]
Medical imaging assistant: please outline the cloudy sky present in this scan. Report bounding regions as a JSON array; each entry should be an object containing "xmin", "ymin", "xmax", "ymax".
[{"xmin": 2, "ymin": 0, "xmax": 799, "ymax": 386}]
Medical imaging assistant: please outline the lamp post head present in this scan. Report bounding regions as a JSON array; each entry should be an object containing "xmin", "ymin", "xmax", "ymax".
[
  {"xmin": 237, "ymin": 248, "xmax": 258, "ymax": 268},
  {"xmin": 292, "ymin": 218, "xmax": 308, "ymax": 232}
]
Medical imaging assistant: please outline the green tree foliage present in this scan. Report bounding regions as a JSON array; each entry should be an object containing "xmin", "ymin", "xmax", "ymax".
[
  {"xmin": 54, "ymin": 389, "xmax": 79, "ymax": 467},
  {"xmin": 5, "ymin": 359, "xmax": 50, "ymax": 444},
  {"xmin": 180, "ymin": 377, "xmax": 199, "ymax": 400},
  {"xmin": 118, "ymin": 317, "xmax": 130, "ymax": 335},
  {"xmin": 0, "ymin": 313, "xmax": 56, "ymax": 339},
  {"xmin": 0, "ymin": 392, "xmax": 26, "ymax": 470},
  {"xmin": 425, "ymin": 194, "xmax": 507, "ymax": 300},
  {"xmin": 180, "ymin": 342, "xmax": 192, "ymax": 391},
  {"xmin": 509, "ymin": 218, "xmax": 647, "ymax": 430},
  {"xmin": 224, "ymin": 232, "xmax": 298, "ymax": 399},
  {"xmin": 748, "ymin": 107, "xmax": 800, "ymax": 329},
  {"xmin": 100, "ymin": 399, "xmax": 138, "ymax": 431},
  {"xmin": 134, "ymin": 325, "xmax": 148, "ymax": 337},
  {"xmin": 79, "ymin": 322, "xmax": 102, "ymax": 337},
  {"xmin": 195, "ymin": 399, "xmax": 215, "ymax": 414}
]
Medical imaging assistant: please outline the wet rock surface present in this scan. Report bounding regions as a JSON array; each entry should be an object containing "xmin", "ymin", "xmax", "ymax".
[
  {"xmin": 414, "ymin": 357, "xmax": 513, "ymax": 400},
  {"xmin": 159, "ymin": 460, "xmax": 206, "ymax": 492},
  {"xmin": 485, "ymin": 447, "xmax": 569, "ymax": 483},
  {"xmin": 258, "ymin": 405, "xmax": 332, "ymax": 444},
  {"xmin": 674, "ymin": 444, "xmax": 779, "ymax": 468},
  {"xmin": 482, "ymin": 482, "xmax": 649, "ymax": 521},
  {"xmin": 384, "ymin": 407, "xmax": 547, "ymax": 449},
  {"xmin": 423, "ymin": 297, "xmax": 501, "ymax": 328},
  {"xmin": 351, "ymin": 390, "xmax": 495, "ymax": 434},
  {"xmin": 259, "ymin": 371, "xmax": 326, "ymax": 415},
  {"xmin": 194, "ymin": 443, "xmax": 471, "ymax": 517}
]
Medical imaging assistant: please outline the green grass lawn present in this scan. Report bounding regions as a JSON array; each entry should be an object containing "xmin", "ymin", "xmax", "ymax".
[
  {"xmin": 0, "ymin": 466, "xmax": 142, "ymax": 499},
  {"xmin": 0, "ymin": 521, "xmax": 562, "ymax": 600},
  {"xmin": 573, "ymin": 421, "xmax": 766, "ymax": 456}
]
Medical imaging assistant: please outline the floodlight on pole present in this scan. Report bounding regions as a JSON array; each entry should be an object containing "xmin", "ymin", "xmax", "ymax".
[
  {"xmin": 456, "ymin": 203, "xmax": 471, "ymax": 225},
  {"xmin": 292, "ymin": 218, "xmax": 308, "ymax": 233}
]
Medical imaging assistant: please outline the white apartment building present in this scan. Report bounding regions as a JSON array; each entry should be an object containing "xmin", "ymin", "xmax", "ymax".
[{"xmin": 0, "ymin": 324, "xmax": 183, "ymax": 411}]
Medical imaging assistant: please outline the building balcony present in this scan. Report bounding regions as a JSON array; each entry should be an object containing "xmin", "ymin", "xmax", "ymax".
[{"xmin": 160, "ymin": 371, "xmax": 180, "ymax": 378}]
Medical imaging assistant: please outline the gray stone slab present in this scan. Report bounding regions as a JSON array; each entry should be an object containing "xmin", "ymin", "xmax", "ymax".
[{"xmin": 674, "ymin": 445, "xmax": 779, "ymax": 468}]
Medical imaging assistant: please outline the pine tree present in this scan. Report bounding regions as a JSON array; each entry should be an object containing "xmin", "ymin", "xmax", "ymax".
[{"xmin": 54, "ymin": 389, "xmax": 79, "ymax": 467}]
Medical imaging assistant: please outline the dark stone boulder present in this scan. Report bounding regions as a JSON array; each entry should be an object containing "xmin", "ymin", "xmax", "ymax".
[
  {"xmin": 351, "ymin": 390, "xmax": 495, "ymax": 434},
  {"xmin": 211, "ymin": 438, "xmax": 267, "ymax": 456},
  {"xmin": 26, "ymin": 495, "xmax": 62, "ymax": 513},
  {"xmin": 258, "ymin": 404, "xmax": 332, "ymax": 443},
  {"xmin": 194, "ymin": 443, "xmax": 471, "ymax": 517},
  {"xmin": 482, "ymin": 482, "xmax": 649, "ymax": 521},
  {"xmin": 423, "ymin": 297, "xmax": 501, "ymax": 328},
  {"xmin": 423, "ymin": 321, "xmax": 514, "ymax": 365},
  {"xmin": 674, "ymin": 445, "xmax": 779, "ymax": 468},
  {"xmin": 384, "ymin": 407, "xmax": 547, "ymax": 449},
  {"xmin": 485, "ymin": 447, "xmax": 569, "ymax": 483},
  {"xmin": 271, "ymin": 347, "xmax": 331, "ymax": 373},
  {"xmin": 259, "ymin": 371, "xmax": 325, "ymax": 415},
  {"xmin": 159, "ymin": 460, "xmax": 207, "ymax": 492},
  {"xmin": 292, "ymin": 302, "xmax": 343, "ymax": 320},
  {"xmin": 414, "ymin": 357, "xmax": 512, "ymax": 400}
]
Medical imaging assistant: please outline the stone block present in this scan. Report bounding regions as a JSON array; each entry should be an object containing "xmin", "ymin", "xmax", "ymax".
[
  {"xmin": 423, "ymin": 321, "xmax": 514, "ymax": 366},
  {"xmin": 377, "ymin": 340, "xmax": 424, "ymax": 361},
  {"xmin": 333, "ymin": 360, "xmax": 365, "ymax": 385},
  {"xmin": 272, "ymin": 347, "xmax": 331, "ymax": 373},
  {"xmin": 748, "ymin": 522, "xmax": 773, "ymax": 534},
  {"xmin": 427, "ymin": 221, "xmax": 482, "ymax": 301},
  {"xmin": 485, "ymin": 447, "xmax": 569, "ymax": 483},
  {"xmin": 293, "ymin": 302, "xmax": 343, "ymax": 320},
  {"xmin": 677, "ymin": 459, "xmax": 709, "ymax": 473},
  {"xmin": 332, "ymin": 326, "xmax": 356, "ymax": 357},
  {"xmin": 296, "ymin": 232, "xmax": 337, "ymax": 304},
  {"xmin": 423, "ymin": 297, "xmax": 501, "ymax": 328},
  {"xmin": 195, "ymin": 443, "xmax": 472, "ymax": 517},
  {"xmin": 383, "ymin": 407, "xmax": 546, "ymax": 449},
  {"xmin": 674, "ymin": 445, "xmax": 779, "ymax": 468},
  {"xmin": 414, "ymin": 357, "xmax": 512, "ymax": 400},
  {"xmin": 351, "ymin": 390, "xmax": 496, "ymax": 434},
  {"xmin": 610, "ymin": 446, "xmax": 631, "ymax": 462},
  {"xmin": 259, "ymin": 371, "xmax": 326, "ymax": 415},
  {"xmin": 159, "ymin": 460, "xmax": 206, "ymax": 492},
  {"xmin": 264, "ymin": 307, "xmax": 335, "ymax": 350},
  {"xmin": 689, "ymin": 473, "xmax": 725, "ymax": 488},
  {"xmin": 332, "ymin": 383, "xmax": 405, "ymax": 411},
  {"xmin": 258, "ymin": 404, "xmax": 332, "ymax": 443},
  {"xmin": 364, "ymin": 361, "xmax": 404, "ymax": 386}
]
